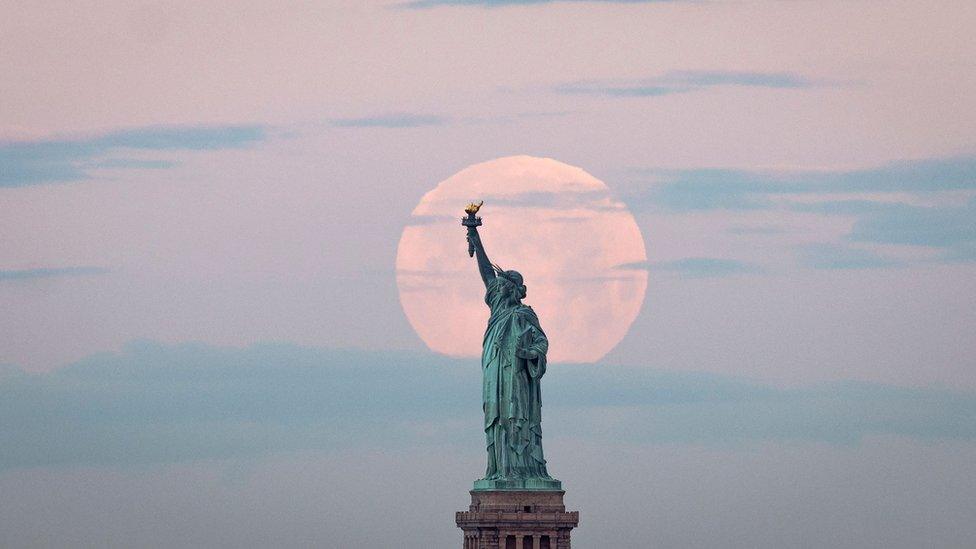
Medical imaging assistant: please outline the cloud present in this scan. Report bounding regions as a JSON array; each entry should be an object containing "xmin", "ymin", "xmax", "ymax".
[
  {"xmin": 620, "ymin": 156, "xmax": 976, "ymax": 267},
  {"xmin": 625, "ymin": 156, "xmax": 976, "ymax": 212},
  {"xmin": 624, "ymin": 168, "xmax": 779, "ymax": 211},
  {"xmin": 617, "ymin": 257, "xmax": 760, "ymax": 277},
  {"xmin": 2, "ymin": 341, "xmax": 973, "ymax": 470},
  {"xmin": 84, "ymin": 125, "xmax": 265, "ymax": 151},
  {"xmin": 556, "ymin": 70, "xmax": 817, "ymax": 98},
  {"xmin": 329, "ymin": 113, "xmax": 448, "ymax": 128},
  {"xmin": 794, "ymin": 198, "xmax": 976, "ymax": 262},
  {"xmin": 847, "ymin": 199, "xmax": 976, "ymax": 250},
  {"xmin": 675, "ymin": 71, "xmax": 814, "ymax": 88},
  {"xmin": 0, "ymin": 125, "xmax": 266, "ymax": 188},
  {"xmin": 796, "ymin": 243, "xmax": 901, "ymax": 270},
  {"xmin": 0, "ymin": 266, "xmax": 109, "ymax": 281},
  {"xmin": 401, "ymin": 0, "xmax": 682, "ymax": 7},
  {"xmin": 625, "ymin": 157, "xmax": 976, "ymax": 211},
  {"xmin": 944, "ymin": 242, "xmax": 976, "ymax": 262},
  {"xmin": 809, "ymin": 156, "xmax": 976, "ymax": 193}
]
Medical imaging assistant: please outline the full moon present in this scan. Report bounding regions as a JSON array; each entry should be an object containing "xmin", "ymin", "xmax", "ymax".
[{"xmin": 396, "ymin": 156, "xmax": 647, "ymax": 363}]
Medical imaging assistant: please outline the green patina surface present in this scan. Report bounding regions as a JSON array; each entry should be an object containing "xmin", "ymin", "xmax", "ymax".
[
  {"xmin": 472, "ymin": 478, "xmax": 563, "ymax": 491},
  {"xmin": 464, "ymin": 204, "xmax": 561, "ymax": 491}
]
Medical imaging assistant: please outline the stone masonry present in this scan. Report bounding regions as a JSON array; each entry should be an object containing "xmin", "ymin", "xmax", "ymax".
[{"xmin": 456, "ymin": 490, "xmax": 579, "ymax": 549}]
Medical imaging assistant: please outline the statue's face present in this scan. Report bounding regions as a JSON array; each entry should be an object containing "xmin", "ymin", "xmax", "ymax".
[{"xmin": 497, "ymin": 274, "xmax": 525, "ymax": 302}]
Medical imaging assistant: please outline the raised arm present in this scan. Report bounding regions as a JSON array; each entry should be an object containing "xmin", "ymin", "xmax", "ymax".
[{"xmin": 467, "ymin": 225, "xmax": 496, "ymax": 288}]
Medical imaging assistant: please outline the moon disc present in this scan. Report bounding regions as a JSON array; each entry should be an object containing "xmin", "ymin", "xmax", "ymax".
[{"xmin": 396, "ymin": 156, "xmax": 647, "ymax": 363}]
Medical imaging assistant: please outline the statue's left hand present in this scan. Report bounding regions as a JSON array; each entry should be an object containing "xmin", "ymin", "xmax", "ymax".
[{"xmin": 515, "ymin": 348, "xmax": 538, "ymax": 360}]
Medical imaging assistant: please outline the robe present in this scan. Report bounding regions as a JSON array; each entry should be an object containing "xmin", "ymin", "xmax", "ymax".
[{"xmin": 481, "ymin": 277, "xmax": 551, "ymax": 480}]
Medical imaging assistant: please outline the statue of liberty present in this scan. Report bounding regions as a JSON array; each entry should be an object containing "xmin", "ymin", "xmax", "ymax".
[{"xmin": 462, "ymin": 202, "xmax": 560, "ymax": 490}]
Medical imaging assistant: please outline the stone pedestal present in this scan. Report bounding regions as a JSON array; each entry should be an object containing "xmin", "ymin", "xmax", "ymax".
[{"xmin": 456, "ymin": 490, "xmax": 579, "ymax": 549}]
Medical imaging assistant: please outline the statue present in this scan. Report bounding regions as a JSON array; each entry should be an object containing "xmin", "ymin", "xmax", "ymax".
[{"xmin": 462, "ymin": 202, "xmax": 560, "ymax": 490}]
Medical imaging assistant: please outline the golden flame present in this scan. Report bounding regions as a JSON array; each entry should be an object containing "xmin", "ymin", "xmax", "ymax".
[{"xmin": 464, "ymin": 200, "xmax": 484, "ymax": 215}]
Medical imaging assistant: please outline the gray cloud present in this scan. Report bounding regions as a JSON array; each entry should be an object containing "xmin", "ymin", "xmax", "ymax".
[
  {"xmin": 794, "ymin": 198, "xmax": 976, "ymax": 262},
  {"xmin": 0, "ymin": 125, "xmax": 266, "ymax": 187},
  {"xmin": 848, "ymin": 199, "xmax": 976, "ymax": 249},
  {"xmin": 623, "ymin": 156, "xmax": 976, "ymax": 213},
  {"xmin": 556, "ymin": 70, "xmax": 818, "ymax": 98},
  {"xmin": 2, "ymin": 342, "xmax": 973, "ymax": 471},
  {"xmin": 621, "ymin": 156, "xmax": 976, "ymax": 267}
]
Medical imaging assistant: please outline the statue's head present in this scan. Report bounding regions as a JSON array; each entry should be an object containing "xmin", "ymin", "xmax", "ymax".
[{"xmin": 493, "ymin": 266, "xmax": 527, "ymax": 302}]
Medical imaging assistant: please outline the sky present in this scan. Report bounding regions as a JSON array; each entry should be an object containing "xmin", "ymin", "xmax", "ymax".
[{"xmin": 1, "ymin": 1, "xmax": 975, "ymax": 547}]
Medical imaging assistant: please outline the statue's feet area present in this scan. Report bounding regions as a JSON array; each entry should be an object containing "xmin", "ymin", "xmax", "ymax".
[{"xmin": 473, "ymin": 477, "xmax": 562, "ymax": 491}]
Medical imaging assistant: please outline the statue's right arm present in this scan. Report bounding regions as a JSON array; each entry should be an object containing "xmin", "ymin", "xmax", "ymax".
[{"xmin": 467, "ymin": 226, "xmax": 495, "ymax": 288}]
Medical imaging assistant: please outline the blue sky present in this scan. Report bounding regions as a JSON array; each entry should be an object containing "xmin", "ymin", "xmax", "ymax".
[{"xmin": 1, "ymin": 1, "xmax": 975, "ymax": 547}]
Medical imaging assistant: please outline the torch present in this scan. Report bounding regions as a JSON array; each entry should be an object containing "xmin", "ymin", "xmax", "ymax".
[{"xmin": 461, "ymin": 200, "xmax": 484, "ymax": 257}]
